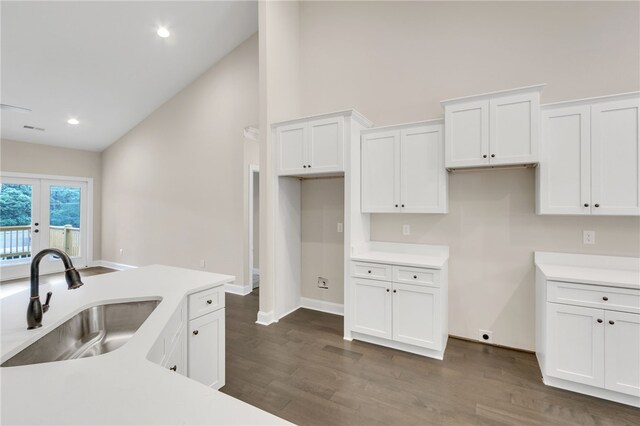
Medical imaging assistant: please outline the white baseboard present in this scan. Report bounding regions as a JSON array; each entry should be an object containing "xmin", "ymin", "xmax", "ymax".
[
  {"xmin": 256, "ymin": 310, "xmax": 275, "ymax": 326},
  {"xmin": 94, "ymin": 260, "xmax": 137, "ymax": 271},
  {"xmin": 225, "ymin": 282, "xmax": 253, "ymax": 296},
  {"xmin": 300, "ymin": 297, "xmax": 344, "ymax": 316}
]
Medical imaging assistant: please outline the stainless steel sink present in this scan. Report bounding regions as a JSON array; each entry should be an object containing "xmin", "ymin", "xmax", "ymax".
[{"xmin": 1, "ymin": 299, "xmax": 160, "ymax": 367}]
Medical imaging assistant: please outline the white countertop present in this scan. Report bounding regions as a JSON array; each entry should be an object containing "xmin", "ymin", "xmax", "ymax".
[
  {"xmin": 351, "ymin": 241, "xmax": 449, "ymax": 269},
  {"xmin": 0, "ymin": 265, "xmax": 290, "ymax": 425},
  {"xmin": 535, "ymin": 252, "xmax": 640, "ymax": 290}
]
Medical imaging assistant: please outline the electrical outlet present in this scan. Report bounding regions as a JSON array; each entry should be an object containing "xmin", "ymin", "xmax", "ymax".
[
  {"xmin": 317, "ymin": 277, "xmax": 328, "ymax": 289},
  {"xmin": 199, "ymin": 259, "xmax": 206, "ymax": 268},
  {"xmin": 402, "ymin": 224, "xmax": 410, "ymax": 235},
  {"xmin": 119, "ymin": 248, "xmax": 124, "ymax": 256},
  {"xmin": 583, "ymin": 230, "xmax": 595, "ymax": 245},
  {"xmin": 479, "ymin": 329, "xmax": 493, "ymax": 344},
  {"xmin": 337, "ymin": 222, "xmax": 343, "ymax": 233}
]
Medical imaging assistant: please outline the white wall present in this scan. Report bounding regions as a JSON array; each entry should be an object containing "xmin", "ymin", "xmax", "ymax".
[
  {"xmin": 253, "ymin": 171, "xmax": 260, "ymax": 269},
  {"xmin": 101, "ymin": 34, "xmax": 258, "ymax": 284},
  {"xmin": 258, "ymin": 0, "xmax": 301, "ymax": 319},
  {"xmin": 0, "ymin": 139, "xmax": 103, "ymax": 261},
  {"xmin": 296, "ymin": 1, "xmax": 640, "ymax": 350}
]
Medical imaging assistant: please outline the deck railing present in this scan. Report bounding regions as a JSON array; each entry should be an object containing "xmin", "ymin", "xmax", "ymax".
[{"xmin": 0, "ymin": 225, "xmax": 80, "ymax": 260}]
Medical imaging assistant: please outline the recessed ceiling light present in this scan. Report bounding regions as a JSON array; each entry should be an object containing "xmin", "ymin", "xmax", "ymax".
[
  {"xmin": 67, "ymin": 118, "xmax": 80, "ymax": 125},
  {"xmin": 157, "ymin": 27, "xmax": 170, "ymax": 38}
]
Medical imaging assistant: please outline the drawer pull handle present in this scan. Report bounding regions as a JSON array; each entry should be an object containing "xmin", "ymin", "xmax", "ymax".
[
  {"xmin": 609, "ymin": 320, "xmax": 615, "ymax": 325},
  {"xmin": 193, "ymin": 330, "xmax": 199, "ymax": 336},
  {"xmin": 206, "ymin": 299, "xmax": 213, "ymax": 305},
  {"xmin": 602, "ymin": 296, "xmax": 608, "ymax": 301},
  {"xmin": 413, "ymin": 275, "xmax": 417, "ymax": 279},
  {"xmin": 169, "ymin": 365, "xmax": 177, "ymax": 371},
  {"xmin": 597, "ymin": 318, "xmax": 603, "ymax": 323}
]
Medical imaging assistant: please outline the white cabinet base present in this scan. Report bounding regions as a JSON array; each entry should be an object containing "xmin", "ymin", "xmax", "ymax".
[
  {"xmin": 350, "ymin": 331, "xmax": 448, "ymax": 360},
  {"xmin": 541, "ymin": 373, "xmax": 640, "ymax": 408}
]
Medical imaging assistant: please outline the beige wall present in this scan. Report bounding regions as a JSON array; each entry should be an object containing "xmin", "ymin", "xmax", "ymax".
[
  {"xmin": 301, "ymin": 177, "xmax": 345, "ymax": 303},
  {"xmin": 101, "ymin": 34, "xmax": 258, "ymax": 283},
  {"xmin": 297, "ymin": 1, "xmax": 640, "ymax": 350},
  {"xmin": 0, "ymin": 138, "xmax": 102, "ymax": 261}
]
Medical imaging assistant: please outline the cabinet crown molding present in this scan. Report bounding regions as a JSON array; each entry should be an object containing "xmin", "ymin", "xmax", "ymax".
[
  {"xmin": 541, "ymin": 91, "xmax": 640, "ymax": 110},
  {"xmin": 440, "ymin": 84, "xmax": 546, "ymax": 107},
  {"xmin": 271, "ymin": 109, "xmax": 373, "ymax": 129}
]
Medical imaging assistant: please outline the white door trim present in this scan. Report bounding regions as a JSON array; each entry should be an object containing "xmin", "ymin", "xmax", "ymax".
[{"xmin": 248, "ymin": 164, "xmax": 259, "ymax": 292}]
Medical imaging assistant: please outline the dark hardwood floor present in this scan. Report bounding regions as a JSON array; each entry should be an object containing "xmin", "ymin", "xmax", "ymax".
[{"xmin": 222, "ymin": 290, "xmax": 640, "ymax": 426}]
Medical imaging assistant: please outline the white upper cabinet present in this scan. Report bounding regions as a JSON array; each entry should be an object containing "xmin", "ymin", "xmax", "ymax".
[
  {"xmin": 361, "ymin": 121, "xmax": 447, "ymax": 214},
  {"xmin": 275, "ymin": 111, "xmax": 370, "ymax": 176},
  {"xmin": 442, "ymin": 85, "xmax": 544, "ymax": 169},
  {"xmin": 591, "ymin": 98, "xmax": 640, "ymax": 215},
  {"xmin": 538, "ymin": 94, "xmax": 640, "ymax": 216}
]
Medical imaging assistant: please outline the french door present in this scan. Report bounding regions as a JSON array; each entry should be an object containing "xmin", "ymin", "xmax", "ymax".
[{"xmin": 0, "ymin": 175, "xmax": 89, "ymax": 280}]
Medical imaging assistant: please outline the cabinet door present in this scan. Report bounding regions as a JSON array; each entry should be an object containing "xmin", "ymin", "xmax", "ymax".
[
  {"xmin": 400, "ymin": 124, "xmax": 447, "ymax": 213},
  {"xmin": 444, "ymin": 100, "xmax": 489, "ymax": 168},
  {"xmin": 591, "ymin": 98, "xmax": 640, "ymax": 215},
  {"xmin": 392, "ymin": 283, "xmax": 441, "ymax": 350},
  {"xmin": 489, "ymin": 92, "xmax": 540, "ymax": 165},
  {"xmin": 188, "ymin": 309, "xmax": 225, "ymax": 389},
  {"xmin": 308, "ymin": 116, "xmax": 344, "ymax": 173},
  {"xmin": 163, "ymin": 329, "xmax": 187, "ymax": 376},
  {"xmin": 361, "ymin": 131, "xmax": 400, "ymax": 213},
  {"xmin": 351, "ymin": 278, "xmax": 392, "ymax": 339},
  {"xmin": 538, "ymin": 106, "xmax": 591, "ymax": 215},
  {"xmin": 604, "ymin": 311, "xmax": 640, "ymax": 396},
  {"xmin": 546, "ymin": 303, "xmax": 604, "ymax": 387},
  {"xmin": 277, "ymin": 123, "xmax": 307, "ymax": 176}
]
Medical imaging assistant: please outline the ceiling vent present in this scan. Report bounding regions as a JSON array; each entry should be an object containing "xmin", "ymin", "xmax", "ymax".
[{"xmin": 23, "ymin": 125, "xmax": 45, "ymax": 131}]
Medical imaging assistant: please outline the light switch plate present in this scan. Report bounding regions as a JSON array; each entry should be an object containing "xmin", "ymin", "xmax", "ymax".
[
  {"xmin": 402, "ymin": 225, "xmax": 410, "ymax": 236},
  {"xmin": 337, "ymin": 223, "xmax": 343, "ymax": 233}
]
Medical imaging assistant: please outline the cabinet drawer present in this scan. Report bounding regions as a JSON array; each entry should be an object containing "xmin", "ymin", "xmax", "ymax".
[
  {"xmin": 352, "ymin": 262, "xmax": 392, "ymax": 281},
  {"xmin": 548, "ymin": 281, "xmax": 640, "ymax": 314},
  {"xmin": 189, "ymin": 286, "xmax": 225, "ymax": 320},
  {"xmin": 393, "ymin": 265, "xmax": 438, "ymax": 287}
]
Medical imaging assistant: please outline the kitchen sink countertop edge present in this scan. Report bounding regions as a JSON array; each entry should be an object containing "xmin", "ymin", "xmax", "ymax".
[{"xmin": 0, "ymin": 265, "xmax": 290, "ymax": 426}]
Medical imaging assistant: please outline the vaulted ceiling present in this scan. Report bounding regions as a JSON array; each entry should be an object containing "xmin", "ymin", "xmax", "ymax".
[{"xmin": 1, "ymin": 1, "xmax": 258, "ymax": 151}]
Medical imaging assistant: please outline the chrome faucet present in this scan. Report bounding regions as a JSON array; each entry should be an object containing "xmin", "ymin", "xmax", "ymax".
[{"xmin": 27, "ymin": 248, "xmax": 84, "ymax": 329}]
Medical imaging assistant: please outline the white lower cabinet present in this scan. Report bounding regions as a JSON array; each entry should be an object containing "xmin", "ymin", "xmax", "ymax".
[
  {"xmin": 350, "ymin": 261, "xmax": 448, "ymax": 359},
  {"xmin": 188, "ymin": 309, "xmax": 225, "ymax": 389},
  {"xmin": 149, "ymin": 285, "xmax": 225, "ymax": 389},
  {"xmin": 537, "ymin": 269, "xmax": 640, "ymax": 406}
]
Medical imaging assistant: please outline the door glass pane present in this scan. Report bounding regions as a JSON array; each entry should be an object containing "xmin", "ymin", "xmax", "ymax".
[
  {"xmin": 0, "ymin": 184, "xmax": 33, "ymax": 261},
  {"xmin": 48, "ymin": 186, "xmax": 81, "ymax": 257}
]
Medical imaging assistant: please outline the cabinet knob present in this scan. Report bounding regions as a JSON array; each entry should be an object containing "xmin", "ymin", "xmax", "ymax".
[
  {"xmin": 401, "ymin": 204, "xmax": 405, "ymax": 208},
  {"xmin": 395, "ymin": 204, "xmax": 398, "ymax": 208},
  {"xmin": 193, "ymin": 330, "xmax": 199, "ymax": 335},
  {"xmin": 483, "ymin": 155, "xmax": 487, "ymax": 159},
  {"xmin": 303, "ymin": 165, "xmax": 307, "ymax": 168},
  {"xmin": 491, "ymin": 154, "xmax": 495, "ymax": 158},
  {"xmin": 413, "ymin": 275, "xmax": 417, "ymax": 279},
  {"xmin": 386, "ymin": 289, "xmax": 390, "ymax": 292},
  {"xmin": 393, "ymin": 289, "xmax": 397, "ymax": 293},
  {"xmin": 597, "ymin": 318, "xmax": 603, "ymax": 323},
  {"xmin": 169, "ymin": 365, "xmax": 177, "ymax": 371},
  {"xmin": 308, "ymin": 165, "xmax": 311, "ymax": 168},
  {"xmin": 602, "ymin": 296, "xmax": 608, "ymax": 301},
  {"xmin": 34, "ymin": 229, "xmax": 39, "ymax": 233},
  {"xmin": 609, "ymin": 320, "xmax": 615, "ymax": 325},
  {"xmin": 206, "ymin": 299, "xmax": 212, "ymax": 305},
  {"xmin": 367, "ymin": 270, "xmax": 371, "ymax": 274},
  {"xmin": 584, "ymin": 203, "xmax": 589, "ymax": 207},
  {"xmin": 594, "ymin": 204, "xmax": 600, "ymax": 208}
]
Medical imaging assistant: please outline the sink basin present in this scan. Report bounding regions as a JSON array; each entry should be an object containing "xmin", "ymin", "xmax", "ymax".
[{"xmin": 1, "ymin": 299, "xmax": 160, "ymax": 367}]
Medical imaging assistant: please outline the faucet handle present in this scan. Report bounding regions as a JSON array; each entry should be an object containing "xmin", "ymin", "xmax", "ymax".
[{"xmin": 43, "ymin": 292, "xmax": 52, "ymax": 313}]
